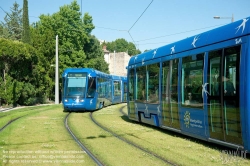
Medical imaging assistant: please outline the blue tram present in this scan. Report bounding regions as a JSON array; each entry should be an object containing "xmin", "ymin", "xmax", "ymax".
[
  {"xmin": 62, "ymin": 68, "xmax": 127, "ymax": 112},
  {"xmin": 127, "ymin": 17, "xmax": 250, "ymax": 151},
  {"xmin": 111, "ymin": 75, "xmax": 127, "ymax": 104}
]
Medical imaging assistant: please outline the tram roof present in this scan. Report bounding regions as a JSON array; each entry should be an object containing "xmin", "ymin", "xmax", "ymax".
[
  {"xmin": 62, "ymin": 68, "xmax": 111, "ymax": 78},
  {"xmin": 111, "ymin": 75, "xmax": 127, "ymax": 81},
  {"xmin": 128, "ymin": 16, "xmax": 250, "ymax": 66}
]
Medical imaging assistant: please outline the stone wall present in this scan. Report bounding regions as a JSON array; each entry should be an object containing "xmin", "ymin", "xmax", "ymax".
[{"xmin": 106, "ymin": 52, "xmax": 130, "ymax": 76}]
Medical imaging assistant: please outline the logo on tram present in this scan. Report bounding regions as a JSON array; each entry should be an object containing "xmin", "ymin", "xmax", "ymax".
[{"xmin": 184, "ymin": 111, "xmax": 190, "ymax": 128}]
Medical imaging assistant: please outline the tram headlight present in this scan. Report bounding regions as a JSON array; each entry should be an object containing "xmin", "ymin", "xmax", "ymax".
[
  {"xmin": 64, "ymin": 99, "xmax": 68, "ymax": 102},
  {"xmin": 80, "ymin": 99, "xmax": 84, "ymax": 102}
]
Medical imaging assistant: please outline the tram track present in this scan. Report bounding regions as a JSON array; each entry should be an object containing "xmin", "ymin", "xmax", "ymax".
[
  {"xmin": 90, "ymin": 108, "xmax": 178, "ymax": 166},
  {"xmin": 0, "ymin": 116, "xmax": 23, "ymax": 132},
  {"xmin": 0, "ymin": 108, "xmax": 27, "ymax": 132},
  {"xmin": 64, "ymin": 113, "xmax": 104, "ymax": 166},
  {"xmin": 0, "ymin": 106, "xmax": 56, "ymax": 133},
  {"xmin": 119, "ymin": 105, "xmax": 128, "ymax": 116}
]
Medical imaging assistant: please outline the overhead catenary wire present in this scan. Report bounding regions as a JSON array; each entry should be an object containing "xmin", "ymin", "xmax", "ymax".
[
  {"xmin": 135, "ymin": 23, "xmax": 226, "ymax": 42},
  {"xmin": 0, "ymin": 3, "xmax": 228, "ymax": 50},
  {"xmin": 128, "ymin": 0, "xmax": 154, "ymax": 32},
  {"xmin": 95, "ymin": 26, "xmax": 127, "ymax": 32},
  {"xmin": 128, "ymin": 31, "xmax": 136, "ymax": 46},
  {"xmin": 0, "ymin": 6, "xmax": 12, "ymax": 18},
  {"xmin": 94, "ymin": 23, "xmax": 227, "ymax": 46},
  {"xmin": 127, "ymin": 0, "xmax": 154, "ymax": 48},
  {"xmin": 0, "ymin": 6, "xmax": 39, "ymax": 19}
]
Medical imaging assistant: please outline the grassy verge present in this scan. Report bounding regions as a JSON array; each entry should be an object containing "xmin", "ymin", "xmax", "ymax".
[
  {"xmin": 0, "ymin": 105, "xmax": 95, "ymax": 166},
  {"xmin": 93, "ymin": 103, "xmax": 250, "ymax": 166},
  {"xmin": 68, "ymin": 111, "xmax": 168, "ymax": 165},
  {"xmin": 0, "ymin": 106, "xmax": 51, "ymax": 129}
]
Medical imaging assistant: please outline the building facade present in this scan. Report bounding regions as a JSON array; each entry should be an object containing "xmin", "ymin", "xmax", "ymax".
[{"xmin": 103, "ymin": 46, "xmax": 130, "ymax": 77}]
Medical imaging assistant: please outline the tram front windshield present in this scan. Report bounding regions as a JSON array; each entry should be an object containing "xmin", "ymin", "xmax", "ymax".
[{"xmin": 65, "ymin": 73, "xmax": 87, "ymax": 98}]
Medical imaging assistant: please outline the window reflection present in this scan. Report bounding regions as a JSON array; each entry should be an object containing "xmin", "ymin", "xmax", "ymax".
[{"xmin": 182, "ymin": 53, "xmax": 204, "ymax": 108}]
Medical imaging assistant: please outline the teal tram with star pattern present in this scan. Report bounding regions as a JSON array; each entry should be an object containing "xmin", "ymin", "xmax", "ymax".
[{"xmin": 127, "ymin": 16, "xmax": 250, "ymax": 152}]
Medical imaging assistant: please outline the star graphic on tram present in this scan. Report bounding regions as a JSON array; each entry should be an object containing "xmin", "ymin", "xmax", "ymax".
[
  {"xmin": 145, "ymin": 104, "xmax": 148, "ymax": 115},
  {"xmin": 157, "ymin": 105, "xmax": 160, "ymax": 116},
  {"xmin": 236, "ymin": 18, "xmax": 249, "ymax": 34},
  {"xmin": 202, "ymin": 83, "xmax": 210, "ymax": 98},
  {"xmin": 153, "ymin": 49, "xmax": 158, "ymax": 58},
  {"xmin": 142, "ymin": 57, "xmax": 145, "ymax": 65},
  {"xmin": 170, "ymin": 45, "xmax": 175, "ymax": 54},
  {"xmin": 134, "ymin": 56, "xmax": 137, "ymax": 62},
  {"xmin": 88, "ymin": 73, "xmax": 92, "ymax": 78},
  {"xmin": 191, "ymin": 36, "xmax": 199, "ymax": 48}
]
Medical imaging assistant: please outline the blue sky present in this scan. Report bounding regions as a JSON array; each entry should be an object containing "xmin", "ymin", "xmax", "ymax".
[{"xmin": 0, "ymin": 0, "xmax": 249, "ymax": 52}]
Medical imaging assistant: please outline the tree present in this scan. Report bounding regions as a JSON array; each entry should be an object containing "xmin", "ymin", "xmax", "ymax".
[
  {"xmin": 105, "ymin": 38, "xmax": 141, "ymax": 56},
  {"xmin": 31, "ymin": 0, "xmax": 97, "ymax": 100},
  {"xmin": 0, "ymin": 2, "xmax": 22, "ymax": 40},
  {"xmin": 0, "ymin": 0, "xmax": 110, "ymax": 105},
  {"xmin": 22, "ymin": 0, "xmax": 30, "ymax": 44},
  {"xmin": 144, "ymin": 49, "xmax": 151, "ymax": 53},
  {"xmin": 30, "ymin": 26, "xmax": 55, "ymax": 100},
  {"xmin": 83, "ymin": 12, "xmax": 95, "ymax": 36},
  {"xmin": 0, "ymin": 38, "xmax": 39, "ymax": 105},
  {"xmin": 84, "ymin": 35, "xmax": 109, "ymax": 72}
]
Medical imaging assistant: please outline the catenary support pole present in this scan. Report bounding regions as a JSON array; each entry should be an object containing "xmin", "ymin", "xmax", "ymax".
[{"xmin": 55, "ymin": 35, "xmax": 59, "ymax": 104}]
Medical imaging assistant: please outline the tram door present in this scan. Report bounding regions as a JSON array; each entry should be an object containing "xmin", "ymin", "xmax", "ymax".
[
  {"xmin": 128, "ymin": 68, "xmax": 136, "ymax": 119},
  {"xmin": 207, "ymin": 45, "xmax": 242, "ymax": 145},
  {"xmin": 161, "ymin": 60, "xmax": 180, "ymax": 129}
]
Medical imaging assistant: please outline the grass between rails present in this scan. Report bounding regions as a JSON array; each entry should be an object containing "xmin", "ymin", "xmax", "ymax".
[
  {"xmin": 68, "ymin": 111, "xmax": 169, "ymax": 165},
  {"xmin": 0, "ymin": 106, "xmax": 52, "ymax": 129},
  {"xmin": 0, "ymin": 105, "xmax": 95, "ymax": 166},
  {"xmin": 93, "ymin": 103, "xmax": 250, "ymax": 166}
]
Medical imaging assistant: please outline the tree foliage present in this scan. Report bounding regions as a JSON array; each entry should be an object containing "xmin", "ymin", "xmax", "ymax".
[
  {"xmin": 22, "ymin": 0, "xmax": 30, "ymax": 44},
  {"xmin": 105, "ymin": 38, "xmax": 141, "ymax": 56},
  {"xmin": 0, "ymin": 0, "xmax": 110, "ymax": 106},
  {"xmin": 0, "ymin": 38, "xmax": 40, "ymax": 105},
  {"xmin": 31, "ymin": 0, "xmax": 108, "ymax": 100},
  {"xmin": 0, "ymin": 2, "xmax": 22, "ymax": 40},
  {"xmin": 84, "ymin": 35, "xmax": 109, "ymax": 72}
]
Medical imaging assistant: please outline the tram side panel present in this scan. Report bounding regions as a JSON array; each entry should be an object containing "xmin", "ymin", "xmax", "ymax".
[{"xmin": 243, "ymin": 36, "xmax": 250, "ymax": 151}]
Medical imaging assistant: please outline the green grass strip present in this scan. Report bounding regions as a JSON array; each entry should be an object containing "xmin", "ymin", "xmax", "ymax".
[
  {"xmin": 93, "ymin": 103, "xmax": 250, "ymax": 166},
  {"xmin": 68, "ymin": 110, "xmax": 168, "ymax": 166},
  {"xmin": 0, "ymin": 104, "xmax": 95, "ymax": 166}
]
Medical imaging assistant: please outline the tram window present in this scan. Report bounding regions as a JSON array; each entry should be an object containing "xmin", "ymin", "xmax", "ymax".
[
  {"xmin": 208, "ymin": 46, "xmax": 241, "ymax": 143},
  {"xmin": 208, "ymin": 49, "xmax": 222, "ymax": 96},
  {"xmin": 102, "ymin": 78, "xmax": 108, "ymax": 98},
  {"xmin": 171, "ymin": 60, "xmax": 179, "ymax": 103},
  {"xmin": 108, "ymin": 80, "xmax": 112, "ymax": 98},
  {"xmin": 114, "ymin": 81, "xmax": 121, "ymax": 96},
  {"xmin": 87, "ymin": 77, "xmax": 96, "ymax": 98},
  {"xmin": 161, "ymin": 61, "xmax": 170, "ymax": 102},
  {"xmin": 161, "ymin": 59, "xmax": 180, "ymax": 128},
  {"xmin": 147, "ymin": 63, "xmax": 160, "ymax": 103},
  {"xmin": 98, "ymin": 78, "xmax": 104, "ymax": 97},
  {"xmin": 124, "ymin": 82, "xmax": 127, "ymax": 93},
  {"xmin": 136, "ymin": 66, "xmax": 146, "ymax": 102},
  {"xmin": 182, "ymin": 53, "xmax": 204, "ymax": 108},
  {"xmin": 129, "ymin": 69, "xmax": 134, "ymax": 101},
  {"xmin": 223, "ymin": 46, "xmax": 241, "ymax": 140},
  {"xmin": 224, "ymin": 47, "xmax": 238, "ymax": 96}
]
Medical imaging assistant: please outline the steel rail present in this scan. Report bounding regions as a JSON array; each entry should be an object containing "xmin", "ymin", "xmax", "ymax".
[
  {"xmin": 90, "ymin": 108, "xmax": 177, "ymax": 166},
  {"xmin": 64, "ymin": 113, "xmax": 104, "ymax": 166}
]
